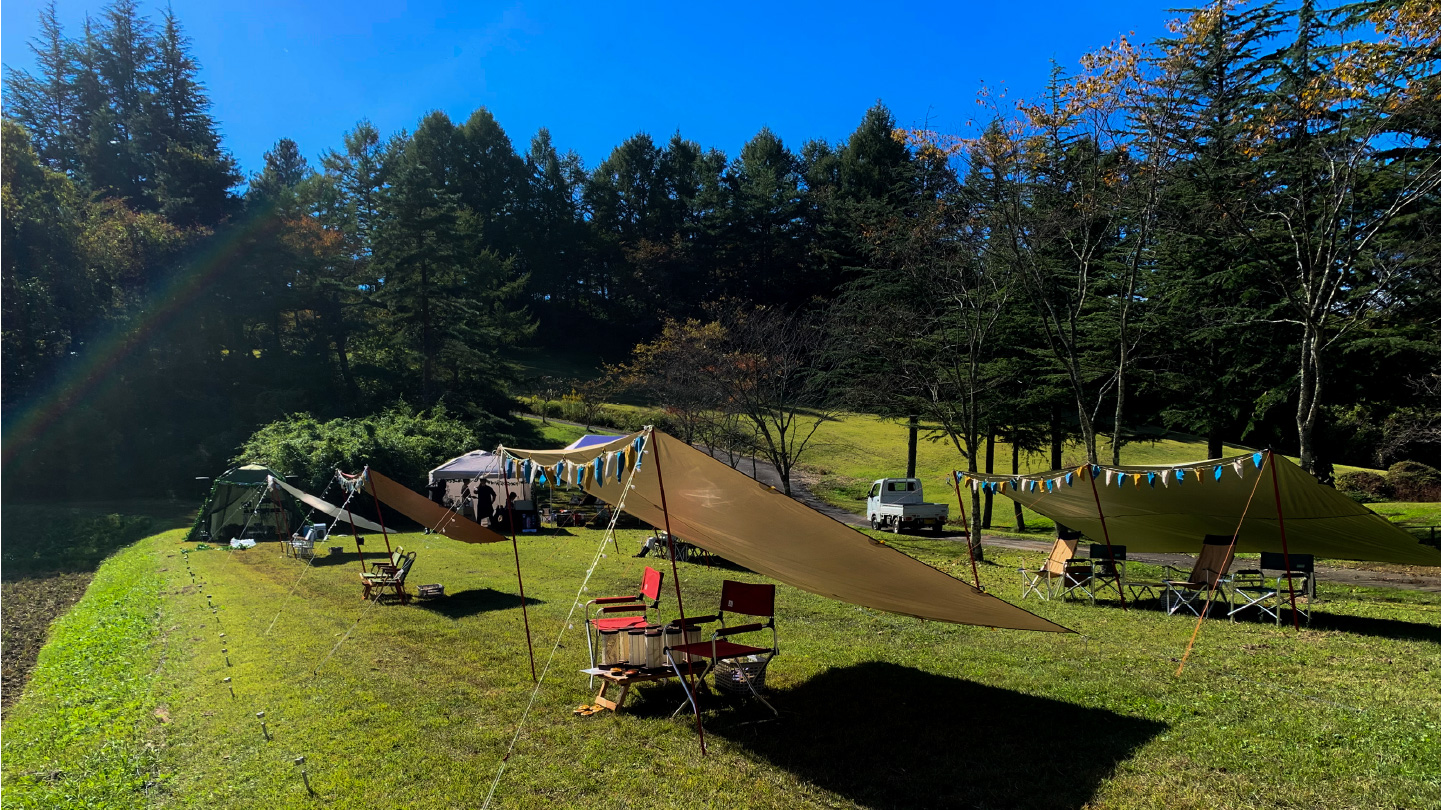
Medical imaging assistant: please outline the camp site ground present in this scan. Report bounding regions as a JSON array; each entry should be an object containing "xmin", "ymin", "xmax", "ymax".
[{"xmin": 3, "ymin": 436, "xmax": 1440, "ymax": 809}]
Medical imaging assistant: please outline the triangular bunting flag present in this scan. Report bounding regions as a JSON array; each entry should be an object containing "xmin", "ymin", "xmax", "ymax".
[
  {"xmin": 1233, "ymin": 459, "xmax": 1244, "ymax": 478},
  {"xmin": 1213, "ymin": 465, "xmax": 1224, "ymax": 482},
  {"xmin": 1253, "ymin": 452, "xmax": 1264, "ymax": 468},
  {"xmin": 1106, "ymin": 470, "xmax": 1115, "ymax": 486}
]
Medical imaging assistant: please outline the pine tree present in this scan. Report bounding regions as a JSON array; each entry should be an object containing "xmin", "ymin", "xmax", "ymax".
[{"xmin": 2, "ymin": 1, "xmax": 78, "ymax": 171}]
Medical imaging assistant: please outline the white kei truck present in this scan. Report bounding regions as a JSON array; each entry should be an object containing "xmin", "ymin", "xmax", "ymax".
[{"xmin": 865, "ymin": 478, "xmax": 949, "ymax": 534}]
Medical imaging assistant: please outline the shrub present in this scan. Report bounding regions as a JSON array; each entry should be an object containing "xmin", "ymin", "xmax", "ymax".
[
  {"xmin": 1387, "ymin": 461, "xmax": 1441, "ymax": 502},
  {"xmin": 233, "ymin": 403, "xmax": 481, "ymax": 493},
  {"xmin": 1335, "ymin": 470, "xmax": 1393, "ymax": 502}
]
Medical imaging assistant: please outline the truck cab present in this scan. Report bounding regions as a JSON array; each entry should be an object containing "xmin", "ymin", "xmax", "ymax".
[{"xmin": 866, "ymin": 478, "xmax": 949, "ymax": 534}]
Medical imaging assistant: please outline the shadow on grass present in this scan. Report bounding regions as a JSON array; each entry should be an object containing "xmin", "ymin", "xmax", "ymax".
[
  {"xmin": 412, "ymin": 588, "xmax": 543, "ymax": 619},
  {"xmin": 1307, "ymin": 611, "xmax": 1441, "ymax": 642},
  {"xmin": 702, "ymin": 662, "xmax": 1166, "ymax": 810}
]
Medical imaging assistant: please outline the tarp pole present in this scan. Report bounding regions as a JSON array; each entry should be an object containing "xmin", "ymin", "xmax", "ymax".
[
  {"xmin": 1085, "ymin": 465, "xmax": 1127, "ymax": 610},
  {"xmin": 363, "ymin": 467, "xmax": 394, "ymax": 557},
  {"xmin": 951, "ymin": 472, "xmax": 981, "ymax": 589},
  {"xmin": 499, "ymin": 463, "xmax": 538, "ymax": 682},
  {"xmin": 650, "ymin": 429, "xmax": 708, "ymax": 755},
  {"xmin": 341, "ymin": 476, "xmax": 367, "ymax": 573},
  {"xmin": 1268, "ymin": 450, "xmax": 1301, "ymax": 631}
]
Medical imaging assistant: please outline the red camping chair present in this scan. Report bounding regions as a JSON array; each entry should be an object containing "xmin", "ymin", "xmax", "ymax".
[
  {"xmin": 666, "ymin": 580, "xmax": 779, "ymax": 717},
  {"xmin": 585, "ymin": 566, "xmax": 664, "ymax": 674}
]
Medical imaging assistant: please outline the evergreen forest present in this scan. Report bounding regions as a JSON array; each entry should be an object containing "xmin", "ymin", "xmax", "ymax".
[{"xmin": 3, "ymin": 0, "xmax": 1439, "ymax": 501}]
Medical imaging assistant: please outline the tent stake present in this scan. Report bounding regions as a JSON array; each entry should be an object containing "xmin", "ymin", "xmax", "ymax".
[
  {"xmin": 1085, "ymin": 466, "xmax": 1127, "ymax": 610},
  {"xmin": 500, "ymin": 465, "xmax": 538, "ymax": 682},
  {"xmin": 951, "ymin": 472, "xmax": 981, "ymax": 589},
  {"xmin": 650, "ymin": 429, "xmax": 707, "ymax": 755},
  {"xmin": 1268, "ymin": 450, "xmax": 1301, "ymax": 631}
]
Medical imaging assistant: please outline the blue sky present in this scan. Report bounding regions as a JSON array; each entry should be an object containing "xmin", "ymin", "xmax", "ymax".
[{"xmin": 3, "ymin": 1, "xmax": 1181, "ymax": 179}]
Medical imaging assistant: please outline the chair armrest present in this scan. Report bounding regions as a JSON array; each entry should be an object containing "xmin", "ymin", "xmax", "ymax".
[
  {"xmin": 671, "ymin": 615, "xmax": 717, "ymax": 627},
  {"xmin": 714, "ymin": 623, "xmax": 765, "ymax": 637},
  {"xmin": 589, "ymin": 595, "xmax": 641, "ymax": 605},
  {"xmin": 598, "ymin": 605, "xmax": 647, "ymax": 614}
]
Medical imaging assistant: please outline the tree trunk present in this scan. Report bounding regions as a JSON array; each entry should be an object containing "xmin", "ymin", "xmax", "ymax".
[
  {"xmin": 421, "ymin": 259, "xmax": 433, "ymax": 401},
  {"xmin": 906, "ymin": 414, "xmax": 919, "ymax": 479},
  {"xmin": 964, "ymin": 443, "xmax": 985, "ymax": 563},
  {"xmin": 1012, "ymin": 439, "xmax": 1026, "ymax": 532},
  {"xmin": 1051, "ymin": 407, "xmax": 1064, "ymax": 470},
  {"xmin": 1111, "ymin": 341, "xmax": 1126, "ymax": 466},
  {"xmin": 982, "ymin": 431, "xmax": 995, "ymax": 528},
  {"xmin": 1296, "ymin": 325, "xmax": 1322, "ymax": 473},
  {"xmin": 1207, "ymin": 425, "xmax": 1223, "ymax": 461},
  {"xmin": 334, "ymin": 332, "xmax": 358, "ymax": 399}
]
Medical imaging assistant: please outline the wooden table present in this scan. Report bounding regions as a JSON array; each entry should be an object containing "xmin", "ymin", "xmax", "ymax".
[{"xmin": 581, "ymin": 663, "xmax": 709, "ymax": 713}]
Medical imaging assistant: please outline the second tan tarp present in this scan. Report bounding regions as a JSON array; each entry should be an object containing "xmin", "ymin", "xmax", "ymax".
[
  {"xmin": 502, "ymin": 429, "xmax": 1067, "ymax": 633},
  {"xmin": 995, "ymin": 454, "xmax": 1441, "ymax": 567},
  {"xmin": 363, "ymin": 468, "xmax": 508, "ymax": 545}
]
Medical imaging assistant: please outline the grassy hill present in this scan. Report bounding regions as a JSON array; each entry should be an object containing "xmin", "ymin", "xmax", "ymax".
[{"xmin": 3, "ymin": 522, "xmax": 1438, "ymax": 809}]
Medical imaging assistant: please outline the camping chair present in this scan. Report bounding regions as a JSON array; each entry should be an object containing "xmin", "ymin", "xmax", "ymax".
[
  {"xmin": 1058, "ymin": 557, "xmax": 1096, "ymax": 603},
  {"xmin": 666, "ymin": 580, "xmax": 780, "ymax": 717},
  {"xmin": 288, "ymin": 523, "xmax": 326, "ymax": 560},
  {"xmin": 1088, "ymin": 544, "xmax": 1128, "ymax": 601},
  {"xmin": 1018, "ymin": 538, "xmax": 1078, "ymax": 600},
  {"xmin": 1161, "ymin": 535, "xmax": 1236, "ymax": 616},
  {"xmin": 359, "ymin": 551, "xmax": 416, "ymax": 604},
  {"xmin": 364, "ymin": 547, "xmax": 405, "ymax": 576},
  {"xmin": 1228, "ymin": 552, "xmax": 1315, "ymax": 625},
  {"xmin": 585, "ymin": 567, "xmax": 664, "ymax": 673}
]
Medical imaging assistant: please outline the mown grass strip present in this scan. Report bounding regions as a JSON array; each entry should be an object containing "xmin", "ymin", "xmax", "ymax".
[{"xmin": 1, "ymin": 531, "xmax": 175, "ymax": 809}]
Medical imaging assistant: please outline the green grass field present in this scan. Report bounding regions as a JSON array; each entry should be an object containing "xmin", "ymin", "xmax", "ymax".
[{"xmin": 4, "ymin": 521, "xmax": 1439, "ymax": 809}]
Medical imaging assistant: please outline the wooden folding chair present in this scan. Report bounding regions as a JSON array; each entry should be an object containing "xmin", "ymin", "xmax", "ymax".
[
  {"xmin": 359, "ymin": 551, "xmax": 415, "ymax": 604},
  {"xmin": 1018, "ymin": 537, "xmax": 1077, "ymax": 600},
  {"xmin": 666, "ymin": 580, "xmax": 779, "ymax": 717}
]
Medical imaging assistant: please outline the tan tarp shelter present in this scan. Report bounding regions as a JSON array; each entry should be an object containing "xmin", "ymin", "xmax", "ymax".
[
  {"xmin": 988, "ymin": 453, "xmax": 1441, "ymax": 566},
  {"xmin": 501, "ymin": 429, "xmax": 1067, "ymax": 633},
  {"xmin": 362, "ymin": 468, "xmax": 508, "ymax": 545},
  {"xmin": 273, "ymin": 477, "xmax": 385, "ymax": 533}
]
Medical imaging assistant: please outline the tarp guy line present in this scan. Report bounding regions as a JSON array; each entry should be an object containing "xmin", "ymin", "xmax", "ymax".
[
  {"xmin": 1175, "ymin": 449, "xmax": 1271, "ymax": 675},
  {"xmin": 481, "ymin": 438, "xmax": 648, "ymax": 809}
]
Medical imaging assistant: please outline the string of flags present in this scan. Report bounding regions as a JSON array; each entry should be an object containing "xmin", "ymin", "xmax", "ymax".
[
  {"xmin": 496, "ymin": 431, "xmax": 652, "ymax": 490},
  {"xmin": 955, "ymin": 451, "xmax": 1268, "ymax": 494}
]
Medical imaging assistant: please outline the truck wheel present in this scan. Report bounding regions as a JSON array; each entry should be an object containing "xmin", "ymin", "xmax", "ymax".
[
  {"xmin": 931, "ymin": 523, "xmax": 945, "ymax": 535},
  {"xmin": 892, "ymin": 520, "xmax": 902, "ymax": 535},
  {"xmin": 870, "ymin": 515, "xmax": 880, "ymax": 531}
]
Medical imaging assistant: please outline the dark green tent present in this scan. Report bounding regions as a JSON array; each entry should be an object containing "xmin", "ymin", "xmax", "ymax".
[{"xmin": 187, "ymin": 464, "xmax": 305, "ymax": 543}]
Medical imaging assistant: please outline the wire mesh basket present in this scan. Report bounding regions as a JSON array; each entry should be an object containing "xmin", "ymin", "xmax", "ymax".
[{"xmin": 712, "ymin": 655, "xmax": 768, "ymax": 695}]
